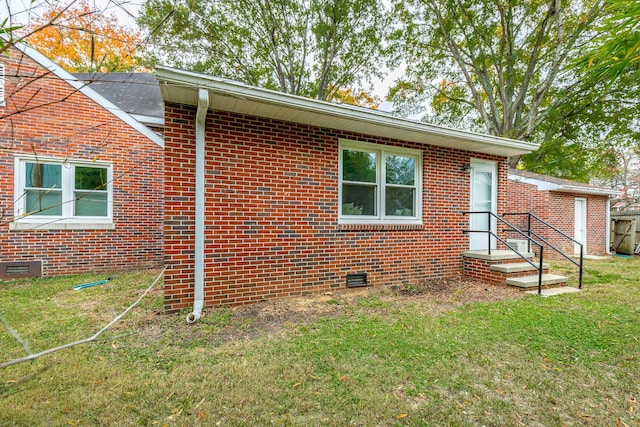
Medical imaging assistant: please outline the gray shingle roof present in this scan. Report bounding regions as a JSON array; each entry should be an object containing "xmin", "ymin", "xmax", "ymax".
[{"xmin": 73, "ymin": 73, "xmax": 164, "ymax": 124}]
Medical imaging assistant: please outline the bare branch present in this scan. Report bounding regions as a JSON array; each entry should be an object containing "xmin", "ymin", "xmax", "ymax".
[
  {"xmin": 0, "ymin": 313, "xmax": 33, "ymax": 355},
  {"xmin": 0, "ymin": 266, "xmax": 166, "ymax": 369},
  {"xmin": 425, "ymin": 0, "xmax": 498, "ymax": 135}
]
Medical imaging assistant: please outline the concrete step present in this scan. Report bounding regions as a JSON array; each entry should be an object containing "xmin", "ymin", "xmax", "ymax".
[
  {"xmin": 490, "ymin": 262, "xmax": 550, "ymax": 273},
  {"xmin": 506, "ymin": 274, "xmax": 569, "ymax": 289},
  {"xmin": 462, "ymin": 250, "xmax": 535, "ymax": 261}
]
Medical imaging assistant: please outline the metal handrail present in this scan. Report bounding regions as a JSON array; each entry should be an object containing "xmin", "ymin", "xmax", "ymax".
[
  {"xmin": 462, "ymin": 211, "xmax": 546, "ymax": 294},
  {"xmin": 526, "ymin": 229, "xmax": 580, "ymax": 267},
  {"xmin": 503, "ymin": 212, "xmax": 583, "ymax": 289}
]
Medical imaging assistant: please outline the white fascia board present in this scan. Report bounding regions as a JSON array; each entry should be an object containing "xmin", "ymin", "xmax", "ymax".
[
  {"xmin": 508, "ymin": 173, "xmax": 621, "ymax": 196},
  {"xmin": 10, "ymin": 41, "xmax": 164, "ymax": 148},
  {"xmin": 131, "ymin": 114, "xmax": 164, "ymax": 127},
  {"xmin": 156, "ymin": 66, "xmax": 538, "ymax": 156},
  {"xmin": 552, "ymin": 185, "xmax": 622, "ymax": 197}
]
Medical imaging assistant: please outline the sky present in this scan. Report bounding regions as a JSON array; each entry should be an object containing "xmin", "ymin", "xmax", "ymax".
[
  {"xmin": 2, "ymin": 0, "xmax": 400, "ymax": 110},
  {"xmin": 2, "ymin": 0, "xmax": 143, "ymax": 31}
]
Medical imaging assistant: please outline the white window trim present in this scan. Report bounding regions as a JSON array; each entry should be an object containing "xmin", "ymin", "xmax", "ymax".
[
  {"xmin": 12, "ymin": 155, "xmax": 114, "ymax": 229},
  {"xmin": 339, "ymin": 139, "xmax": 423, "ymax": 225}
]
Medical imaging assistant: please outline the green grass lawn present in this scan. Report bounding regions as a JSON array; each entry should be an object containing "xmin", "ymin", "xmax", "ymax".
[{"xmin": 1, "ymin": 257, "xmax": 639, "ymax": 426}]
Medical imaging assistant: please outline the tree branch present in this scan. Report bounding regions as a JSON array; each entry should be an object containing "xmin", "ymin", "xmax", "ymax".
[
  {"xmin": 0, "ymin": 266, "xmax": 166, "ymax": 369},
  {"xmin": 426, "ymin": 0, "xmax": 498, "ymax": 134}
]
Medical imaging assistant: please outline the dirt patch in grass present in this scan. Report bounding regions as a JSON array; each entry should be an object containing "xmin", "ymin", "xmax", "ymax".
[{"xmin": 169, "ymin": 277, "xmax": 525, "ymax": 344}]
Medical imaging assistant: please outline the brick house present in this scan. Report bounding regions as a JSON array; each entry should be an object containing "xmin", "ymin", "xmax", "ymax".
[
  {"xmin": 0, "ymin": 42, "xmax": 164, "ymax": 278},
  {"xmin": 155, "ymin": 67, "xmax": 538, "ymax": 319},
  {"xmin": 506, "ymin": 169, "xmax": 620, "ymax": 257}
]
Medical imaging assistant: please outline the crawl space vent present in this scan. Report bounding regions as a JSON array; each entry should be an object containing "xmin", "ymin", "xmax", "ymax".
[
  {"xmin": 346, "ymin": 273, "xmax": 368, "ymax": 288},
  {"xmin": 0, "ymin": 261, "xmax": 42, "ymax": 279}
]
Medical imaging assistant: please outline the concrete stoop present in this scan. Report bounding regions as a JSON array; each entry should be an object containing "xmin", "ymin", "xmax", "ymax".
[
  {"xmin": 506, "ymin": 273, "xmax": 569, "ymax": 288},
  {"xmin": 490, "ymin": 262, "xmax": 550, "ymax": 274},
  {"xmin": 462, "ymin": 250, "xmax": 535, "ymax": 261},
  {"xmin": 463, "ymin": 249, "xmax": 572, "ymax": 291}
]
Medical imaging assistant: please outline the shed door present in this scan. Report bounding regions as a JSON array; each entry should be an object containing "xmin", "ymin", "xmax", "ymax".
[
  {"xmin": 469, "ymin": 160, "xmax": 497, "ymax": 250},
  {"xmin": 574, "ymin": 198, "xmax": 587, "ymax": 254}
]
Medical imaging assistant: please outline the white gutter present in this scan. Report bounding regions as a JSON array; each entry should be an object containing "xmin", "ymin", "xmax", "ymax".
[
  {"xmin": 508, "ymin": 173, "xmax": 622, "ymax": 197},
  {"xmin": 186, "ymin": 88, "xmax": 209, "ymax": 324},
  {"xmin": 552, "ymin": 185, "xmax": 622, "ymax": 197},
  {"xmin": 155, "ymin": 66, "xmax": 537, "ymax": 157},
  {"xmin": 131, "ymin": 114, "xmax": 165, "ymax": 127}
]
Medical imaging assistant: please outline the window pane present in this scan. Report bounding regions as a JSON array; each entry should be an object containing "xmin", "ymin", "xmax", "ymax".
[
  {"xmin": 75, "ymin": 191, "xmax": 108, "ymax": 216},
  {"xmin": 386, "ymin": 155, "xmax": 415, "ymax": 185},
  {"xmin": 342, "ymin": 183, "xmax": 376, "ymax": 215},
  {"xmin": 25, "ymin": 163, "xmax": 61, "ymax": 188},
  {"xmin": 75, "ymin": 166, "xmax": 107, "ymax": 190},
  {"xmin": 342, "ymin": 150, "xmax": 376, "ymax": 183},
  {"xmin": 385, "ymin": 187, "xmax": 415, "ymax": 216},
  {"xmin": 473, "ymin": 171, "xmax": 492, "ymax": 203},
  {"xmin": 25, "ymin": 189, "xmax": 63, "ymax": 216}
]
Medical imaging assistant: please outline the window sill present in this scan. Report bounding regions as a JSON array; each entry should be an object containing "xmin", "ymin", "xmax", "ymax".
[
  {"xmin": 10, "ymin": 222, "xmax": 116, "ymax": 231},
  {"xmin": 338, "ymin": 223, "xmax": 424, "ymax": 231}
]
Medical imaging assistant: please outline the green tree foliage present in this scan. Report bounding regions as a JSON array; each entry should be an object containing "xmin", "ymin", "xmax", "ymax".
[
  {"xmin": 518, "ymin": 66, "xmax": 638, "ymax": 181},
  {"xmin": 576, "ymin": 0, "xmax": 640, "ymax": 87},
  {"xmin": 389, "ymin": 0, "xmax": 639, "ymax": 179},
  {"xmin": 557, "ymin": 0, "xmax": 640, "ymax": 190},
  {"xmin": 138, "ymin": 0, "xmax": 392, "ymax": 102},
  {"xmin": 390, "ymin": 0, "xmax": 604, "ymax": 139}
]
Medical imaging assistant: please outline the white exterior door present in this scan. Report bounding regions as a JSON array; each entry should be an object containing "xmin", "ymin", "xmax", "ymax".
[
  {"xmin": 469, "ymin": 160, "xmax": 497, "ymax": 250},
  {"xmin": 574, "ymin": 198, "xmax": 587, "ymax": 254}
]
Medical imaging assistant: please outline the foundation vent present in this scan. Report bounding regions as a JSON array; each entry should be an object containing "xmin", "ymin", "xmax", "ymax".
[
  {"xmin": 0, "ymin": 261, "xmax": 42, "ymax": 280},
  {"xmin": 346, "ymin": 273, "xmax": 368, "ymax": 288}
]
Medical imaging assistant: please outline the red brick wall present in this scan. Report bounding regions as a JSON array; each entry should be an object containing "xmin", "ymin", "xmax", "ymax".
[
  {"xmin": 504, "ymin": 179, "xmax": 551, "ymax": 218},
  {"xmin": 504, "ymin": 179, "xmax": 553, "ymax": 251},
  {"xmin": 0, "ymin": 47, "xmax": 164, "ymax": 276},
  {"xmin": 505, "ymin": 178, "xmax": 610, "ymax": 257},
  {"xmin": 548, "ymin": 192, "xmax": 609, "ymax": 256},
  {"xmin": 463, "ymin": 256, "xmax": 550, "ymax": 284},
  {"xmin": 164, "ymin": 104, "xmax": 509, "ymax": 310}
]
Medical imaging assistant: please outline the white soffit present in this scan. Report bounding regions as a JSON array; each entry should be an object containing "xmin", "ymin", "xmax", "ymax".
[
  {"xmin": 508, "ymin": 173, "xmax": 622, "ymax": 197},
  {"xmin": 156, "ymin": 66, "xmax": 538, "ymax": 157}
]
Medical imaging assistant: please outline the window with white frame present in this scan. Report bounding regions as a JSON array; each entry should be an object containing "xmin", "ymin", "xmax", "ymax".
[
  {"xmin": 339, "ymin": 140, "xmax": 422, "ymax": 224},
  {"xmin": 14, "ymin": 156, "xmax": 113, "ymax": 225}
]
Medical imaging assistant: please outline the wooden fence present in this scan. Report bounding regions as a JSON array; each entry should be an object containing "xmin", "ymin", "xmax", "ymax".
[{"xmin": 611, "ymin": 211, "xmax": 640, "ymax": 254}]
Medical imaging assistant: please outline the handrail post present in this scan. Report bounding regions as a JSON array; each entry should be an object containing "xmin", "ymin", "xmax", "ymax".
[
  {"xmin": 538, "ymin": 246, "xmax": 544, "ymax": 295},
  {"xmin": 527, "ymin": 213, "xmax": 532, "ymax": 253},
  {"xmin": 579, "ymin": 244, "xmax": 583, "ymax": 289},
  {"xmin": 488, "ymin": 212, "xmax": 491, "ymax": 254}
]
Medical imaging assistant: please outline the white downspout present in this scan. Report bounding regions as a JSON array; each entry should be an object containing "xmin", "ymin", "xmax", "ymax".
[
  {"xmin": 606, "ymin": 198, "xmax": 611, "ymax": 254},
  {"xmin": 186, "ymin": 88, "xmax": 210, "ymax": 324}
]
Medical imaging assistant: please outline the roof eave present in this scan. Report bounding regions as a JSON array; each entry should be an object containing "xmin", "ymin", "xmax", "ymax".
[
  {"xmin": 553, "ymin": 186, "xmax": 622, "ymax": 197},
  {"xmin": 8, "ymin": 40, "xmax": 164, "ymax": 148},
  {"xmin": 155, "ymin": 66, "xmax": 537, "ymax": 157},
  {"xmin": 131, "ymin": 114, "xmax": 164, "ymax": 127}
]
